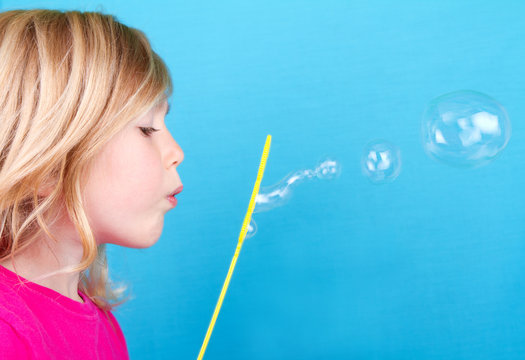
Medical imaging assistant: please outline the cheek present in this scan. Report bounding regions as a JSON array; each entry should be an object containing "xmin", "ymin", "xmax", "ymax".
[
  {"xmin": 111, "ymin": 149, "xmax": 161, "ymax": 198},
  {"xmin": 89, "ymin": 139, "xmax": 163, "ymax": 209}
]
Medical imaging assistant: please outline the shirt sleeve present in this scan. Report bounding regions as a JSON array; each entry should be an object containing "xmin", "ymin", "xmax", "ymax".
[{"xmin": 0, "ymin": 319, "xmax": 30, "ymax": 359}]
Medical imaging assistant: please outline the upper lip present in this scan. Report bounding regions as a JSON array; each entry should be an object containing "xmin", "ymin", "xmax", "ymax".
[{"xmin": 168, "ymin": 185, "xmax": 183, "ymax": 197}]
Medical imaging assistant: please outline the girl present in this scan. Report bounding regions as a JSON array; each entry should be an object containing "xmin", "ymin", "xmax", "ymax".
[{"xmin": 0, "ymin": 9, "xmax": 184, "ymax": 359}]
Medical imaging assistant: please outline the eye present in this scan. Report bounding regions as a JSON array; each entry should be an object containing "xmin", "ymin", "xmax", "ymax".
[{"xmin": 140, "ymin": 127, "xmax": 160, "ymax": 137}]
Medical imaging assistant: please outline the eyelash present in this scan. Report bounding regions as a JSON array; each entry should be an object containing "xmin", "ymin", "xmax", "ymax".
[{"xmin": 140, "ymin": 127, "xmax": 160, "ymax": 137}]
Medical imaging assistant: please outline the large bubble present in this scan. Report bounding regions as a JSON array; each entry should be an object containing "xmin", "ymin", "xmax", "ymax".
[
  {"xmin": 253, "ymin": 157, "xmax": 341, "ymax": 213},
  {"xmin": 422, "ymin": 90, "xmax": 511, "ymax": 167},
  {"xmin": 361, "ymin": 140, "xmax": 401, "ymax": 184}
]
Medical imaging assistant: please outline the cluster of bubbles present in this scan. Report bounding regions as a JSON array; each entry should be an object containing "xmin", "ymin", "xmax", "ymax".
[
  {"xmin": 254, "ymin": 158, "xmax": 341, "ymax": 213},
  {"xmin": 246, "ymin": 90, "xmax": 511, "ymax": 237},
  {"xmin": 244, "ymin": 158, "xmax": 341, "ymax": 239}
]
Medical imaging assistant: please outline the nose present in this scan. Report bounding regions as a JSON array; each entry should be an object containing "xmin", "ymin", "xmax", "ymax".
[{"xmin": 163, "ymin": 129, "xmax": 184, "ymax": 169}]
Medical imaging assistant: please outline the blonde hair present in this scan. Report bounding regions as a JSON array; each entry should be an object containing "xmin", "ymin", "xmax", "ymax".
[{"xmin": 0, "ymin": 9, "xmax": 172, "ymax": 309}]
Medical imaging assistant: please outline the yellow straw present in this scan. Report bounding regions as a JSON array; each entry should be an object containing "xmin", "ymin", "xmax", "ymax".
[{"xmin": 197, "ymin": 135, "xmax": 272, "ymax": 360}]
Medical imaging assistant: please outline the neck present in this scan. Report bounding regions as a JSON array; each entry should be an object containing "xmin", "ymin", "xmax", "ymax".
[{"xmin": 0, "ymin": 213, "xmax": 86, "ymax": 303}]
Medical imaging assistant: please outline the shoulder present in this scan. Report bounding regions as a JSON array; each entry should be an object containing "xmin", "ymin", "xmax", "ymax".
[
  {"xmin": 103, "ymin": 309, "xmax": 128, "ymax": 346},
  {"xmin": 91, "ymin": 306, "xmax": 129, "ymax": 358},
  {"xmin": 0, "ymin": 318, "xmax": 31, "ymax": 357}
]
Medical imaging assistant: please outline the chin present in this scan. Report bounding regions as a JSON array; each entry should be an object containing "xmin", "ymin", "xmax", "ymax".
[
  {"xmin": 133, "ymin": 235, "xmax": 162, "ymax": 249},
  {"xmin": 101, "ymin": 217, "xmax": 165, "ymax": 248},
  {"xmin": 111, "ymin": 235, "xmax": 161, "ymax": 249},
  {"xmin": 103, "ymin": 226, "xmax": 164, "ymax": 248}
]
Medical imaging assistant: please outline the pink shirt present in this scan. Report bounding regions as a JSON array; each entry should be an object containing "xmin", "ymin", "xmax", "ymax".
[{"xmin": 0, "ymin": 265, "xmax": 129, "ymax": 359}]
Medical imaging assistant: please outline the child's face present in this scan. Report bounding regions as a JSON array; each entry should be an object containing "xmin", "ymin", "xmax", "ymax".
[{"xmin": 83, "ymin": 101, "xmax": 184, "ymax": 248}]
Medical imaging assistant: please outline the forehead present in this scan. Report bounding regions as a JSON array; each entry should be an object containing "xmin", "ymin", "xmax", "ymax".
[
  {"xmin": 153, "ymin": 99, "xmax": 170, "ymax": 116},
  {"xmin": 133, "ymin": 100, "xmax": 169, "ymax": 122}
]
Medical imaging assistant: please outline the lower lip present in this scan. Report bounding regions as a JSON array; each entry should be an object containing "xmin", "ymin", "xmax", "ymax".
[{"xmin": 167, "ymin": 196, "xmax": 178, "ymax": 207}]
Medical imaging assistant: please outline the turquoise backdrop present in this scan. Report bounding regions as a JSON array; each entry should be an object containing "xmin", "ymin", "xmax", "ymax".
[{"xmin": 2, "ymin": 1, "xmax": 525, "ymax": 359}]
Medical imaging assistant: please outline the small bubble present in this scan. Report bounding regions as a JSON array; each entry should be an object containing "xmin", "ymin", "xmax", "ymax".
[
  {"xmin": 361, "ymin": 140, "xmax": 401, "ymax": 184},
  {"xmin": 245, "ymin": 218, "xmax": 257, "ymax": 239}
]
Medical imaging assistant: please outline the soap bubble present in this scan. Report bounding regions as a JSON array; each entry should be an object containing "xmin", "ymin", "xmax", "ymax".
[
  {"xmin": 245, "ymin": 218, "xmax": 257, "ymax": 239},
  {"xmin": 361, "ymin": 140, "xmax": 401, "ymax": 183},
  {"xmin": 315, "ymin": 158, "xmax": 341, "ymax": 180},
  {"xmin": 254, "ymin": 157, "xmax": 341, "ymax": 213},
  {"xmin": 422, "ymin": 90, "xmax": 511, "ymax": 167}
]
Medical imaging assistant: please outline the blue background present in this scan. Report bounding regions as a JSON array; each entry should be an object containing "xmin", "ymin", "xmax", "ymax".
[{"xmin": 2, "ymin": 1, "xmax": 525, "ymax": 359}]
